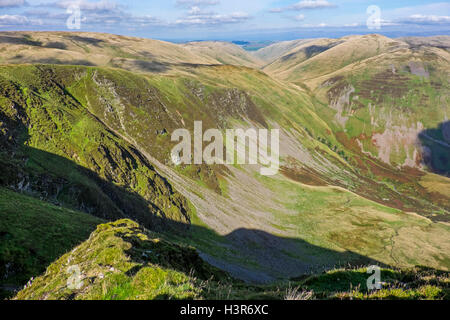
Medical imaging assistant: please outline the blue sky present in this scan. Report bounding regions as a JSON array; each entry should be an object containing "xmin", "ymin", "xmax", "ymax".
[{"xmin": 0, "ymin": 0, "xmax": 449, "ymax": 41}]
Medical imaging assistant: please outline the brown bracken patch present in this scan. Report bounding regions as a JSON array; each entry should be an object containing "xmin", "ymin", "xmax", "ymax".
[
  {"xmin": 281, "ymin": 166, "xmax": 328, "ymax": 187},
  {"xmin": 333, "ymin": 131, "xmax": 449, "ymax": 220}
]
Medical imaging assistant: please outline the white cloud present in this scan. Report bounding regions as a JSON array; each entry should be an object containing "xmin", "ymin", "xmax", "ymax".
[
  {"xmin": 402, "ymin": 14, "xmax": 450, "ymax": 24},
  {"xmin": 0, "ymin": 14, "xmax": 28, "ymax": 24},
  {"xmin": 55, "ymin": 0, "xmax": 120, "ymax": 12},
  {"xmin": 294, "ymin": 14, "xmax": 305, "ymax": 21},
  {"xmin": 269, "ymin": 8, "xmax": 283, "ymax": 13},
  {"xmin": 291, "ymin": 0, "xmax": 336, "ymax": 10},
  {"xmin": 176, "ymin": 11, "xmax": 249, "ymax": 25},
  {"xmin": 0, "ymin": 14, "xmax": 41, "ymax": 25},
  {"xmin": 175, "ymin": 0, "xmax": 249, "ymax": 26},
  {"xmin": 386, "ymin": 2, "xmax": 450, "ymax": 18},
  {"xmin": 301, "ymin": 22, "xmax": 328, "ymax": 27},
  {"xmin": 188, "ymin": 6, "xmax": 214, "ymax": 15},
  {"xmin": 176, "ymin": 0, "xmax": 219, "ymax": 8},
  {"xmin": 24, "ymin": 2, "xmax": 164, "ymax": 28},
  {"xmin": 0, "ymin": 0, "xmax": 26, "ymax": 8},
  {"xmin": 270, "ymin": 0, "xmax": 336, "ymax": 13},
  {"xmin": 379, "ymin": 19, "xmax": 400, "ymax": 27}
]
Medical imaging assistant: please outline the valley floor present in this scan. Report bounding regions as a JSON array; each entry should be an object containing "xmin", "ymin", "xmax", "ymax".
[{"xmin": 0, "ymin": 32, "xmax": 449, "ymax": 300}]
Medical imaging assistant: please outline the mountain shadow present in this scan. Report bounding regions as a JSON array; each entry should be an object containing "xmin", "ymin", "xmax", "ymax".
[
  {"xmin": 0, "ymin": 98, "xmax": 389, "ymax": 296},
  {"xmin": 0, "ymin": 131, "xmax": 389, "ymax": 296},
  {"xmin": 0, "ymin": 100, "xmax": 190, "ymax": 231},
  {"xmin": 64, "ymin": 35, "xmax": 105, "ymax": 47},
  {"xmin": 418, "ymin": 121, "xmax": 450, "ymax": 177},
  {"xmin": 133, "ymin": 60, "xmax": 170, "ymax": 73},
  {"xmin": 0, "ymin": 35, "xmax": 42, "ymax": 47},
  {"xmin": 114, "ymin": 216, "xmax": 386, "ymax": 285},
  {"xmin": 30, "ymin": 58, "xmax": 96, "ymax": 66},
  {"xmin": 43, "ymin": 42, "xmax": 67, "ymax": 50}
]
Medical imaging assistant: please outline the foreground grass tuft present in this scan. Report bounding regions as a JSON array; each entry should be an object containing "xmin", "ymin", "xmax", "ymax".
[
  {"xmin": 0, "ymin": 187, "xmax": 104, "ymax": 299},
  {"xmin": 13, "ymin": 219, "xmax": 450, "ymax": 300}
]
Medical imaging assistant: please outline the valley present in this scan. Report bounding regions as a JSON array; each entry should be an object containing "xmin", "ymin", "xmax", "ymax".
[{"xmin": 0, "ymin": 31, "xmax": 449, "ymax": 299}]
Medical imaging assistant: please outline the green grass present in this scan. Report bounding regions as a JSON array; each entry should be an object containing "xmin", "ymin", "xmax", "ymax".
[
  {"xmin": 0, "ymin": 64, "xmax": 193, "ymax": 227},
  {"xmin": 298, "ymin": 266, "xmax": 449, "ymax": 300},
  {"xmin": 13, "ymin": 218, "xmax": 450, "ymax": 300},
  {"xmin": 0, "ymin": 60, "xmax": 448, "ymax": 299},
  {"xmin": 256, "ymin": 174, "xmax": 450, "ymax": 270},
  {"xmin": 0, "ymin": 187, "xmax": 104, "ymax": 299},
  {"xmin": 13, "ymin": 219, "xmax": 228, "ymax": 300}
]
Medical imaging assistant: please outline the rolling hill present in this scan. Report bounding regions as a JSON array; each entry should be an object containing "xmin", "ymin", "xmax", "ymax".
[
  {"xmin": 253, "ymin": 39, "xmax": 314, "ymax": 63},
  {"xmin": 0, "ymin": 31, "xmax": 449, "ymax": 299},
  {"xmin": 14, "ymin": 219, "xmax": 449, "ymax": 300},
  {"xmin": 262, "ymin": 34, "xmax": 408, "ymax": 84},
  {"xmin": 181, "ymin": 41, "xmax": 264, "ymax": 68}
]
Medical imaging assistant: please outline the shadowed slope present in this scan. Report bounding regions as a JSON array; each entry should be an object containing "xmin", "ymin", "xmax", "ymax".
[
  {"xmin": 0, "ymin": 187, "xmax": 104, "ymax": 299},
  {"xmin": 12, "ymin": 218, "xmax": 382, "ymax": 299},
  {"xmin": 13, "ymin": 219, "xmax": 450, "ymax": 300},
  {"xmin": 263, "ymin": 34, "xmax": 406, "ymax": 84},
  {"xmin": 181, "ymin": 41, "xmax": 264, "ymax": 68},
  {"xmin": 253, "ymin": 39, "xmax": 315, "ymax": 63},
  {"xmin": 0, "ymin": 32, "xmax": 264, "ymax": 74},
  {"xmin": 419, "ymin": 121, "xmax": 450, "ymax": 177},
  {"xmin": 0, "ymin": 65, "xmax": 192, "ymax": 227},
  {"xmin": 1, "ymin": 34, "xmax": 449, "ymax": 290}
]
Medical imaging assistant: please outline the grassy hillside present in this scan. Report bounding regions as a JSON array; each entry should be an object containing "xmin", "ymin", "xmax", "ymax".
[
  {"xmin": 14, "ymin": 219, "xmax": 450, "ymax": 300},
  {"xmin": 259, "ymin": 34, "xmax": 449, "ymax": 218},
  {"xmin": 307, "ymin": 36, "xmax": 450, "ymax": 176},
  {"xmin": 181, "ymin": 41, "xmax": 264, "ymax": 68},
  {"xmin": 13, "ymin": 219, "xmax": 228, "ymax": 300},
  {"xmin": 262, "ymin": 34, "xmax": 406, "ymax": 84},
  {"xmin": 253, "ymin": 39, "xmax": 314, "ymax": 63},
  {"xmin": 0, "ymin": 64, "xmax": 192, "ymax": 228},
  {"xmin": 60, "ymin": 62, "xmax": 450, "ymax": 275},
  {"xmin": 0, "ymin": 32, "xmax": 264, "ymax": 75},
  {"xmin": 0, "ymin": 32, "xmax": 449, "ymax": 294},
  {"xmin": 0, "ymin": 187, "xmax": 104, "ymax": 299},
  {"xmin": 0, "ymin": 62, "xmax": 448, "ymax": 284}
]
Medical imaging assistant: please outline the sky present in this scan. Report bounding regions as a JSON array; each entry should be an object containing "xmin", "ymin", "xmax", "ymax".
[{"xmin": 0, "ymin": 0, "xmax": 449, "ymax": 41}]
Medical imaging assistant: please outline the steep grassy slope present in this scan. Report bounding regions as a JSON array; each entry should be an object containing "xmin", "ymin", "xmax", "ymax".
[
  {"xmin": 56, "ymin": 63, "xmax": 450, "ymax": 277},
  {"xmin": 260, "ymin": 34, "xmax": 450, "ymax": 218},
  {"xmin": 14, "ymin": 219, "xmax": 450, "ymax": 300},
  {"xmin": 0, "ymin": 32, "xmax": 265, "ymax": 75},
  {"xmin": 0, "ymin": 187, "xmax": 104, "ymax": 299},
  {"xmin": 181, "ymin": 41, "xmax": 264, "ymax": 68},
  {"xmin": 307, "ymin": 37, "xmax": 450, "ymax": 176},
  {"xmin": 398, "ymin": 36, "xmax": 450, "ymax": 51},
  {"xmin": 253, "ymin": 39, "xmax": 314, "ymax": 63},
  {"xmin": 0, "ymin": 32, "xmax": 202, "ymax": 70},
  {"xmin": 263, "ymin": 34, "xmax": 406, "ymax": 84},
  {"xmin": 1, "ymin": 61, "xmax": 448, "ymax": 283},
  {"xmin": 13, "ymin": 219, "xmax": 228, "ymax": 300},
  {"xmin": 0, "ymin": 64, "xmax": 192, "ymax": 228},
  {"xmin": 1, "ymin": 32, "xmax": 449, "ymax": 286}
]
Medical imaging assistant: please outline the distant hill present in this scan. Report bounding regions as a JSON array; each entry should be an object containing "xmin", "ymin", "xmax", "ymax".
[
  {"xmin": 181, "ymin": 41, "xmax": 264, "ymax": 68},
  {"xmin": 14, "ymin": 218, "xmax": 450, "ymax": 300},
  {"xmin": 261, "ymin": 34, "xmax": 407, "ymax": 84},
  {"xmin": 253, "ymin": 39, "xmax": 315, "ymax": 63},
  {"xmin": 0, "ymin": 32, "xmax": 449, "ymax": 299},
  {"xmin": 398, "ymin": 36, "xmax": 450, "ymax": 50},
  {"xmin": 0, "ymin": 32, "xmax": 264, "ymax": 73},
  {"xmin": 0, "ymin": 187, "xmax": 104, "ymax": 299}
]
